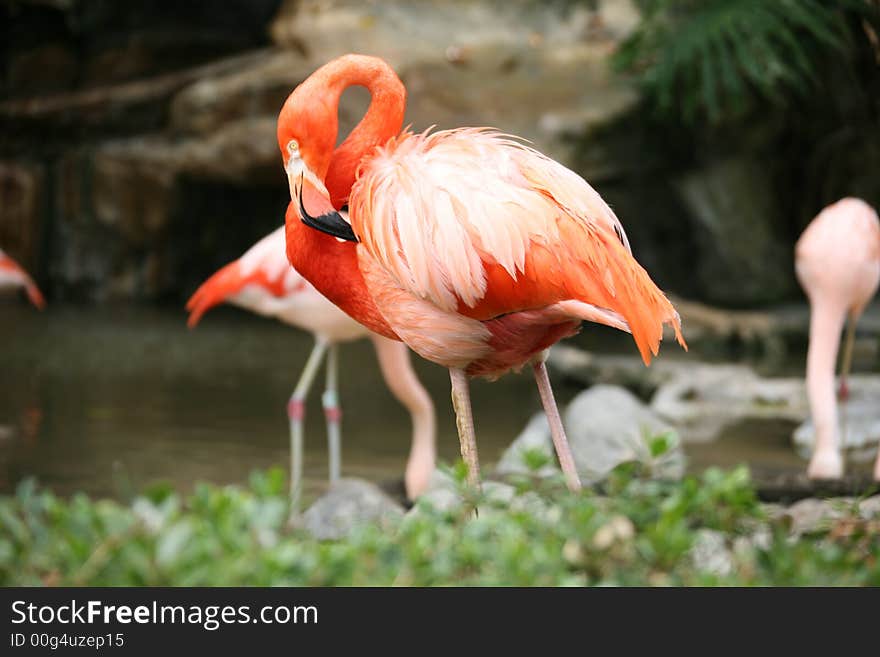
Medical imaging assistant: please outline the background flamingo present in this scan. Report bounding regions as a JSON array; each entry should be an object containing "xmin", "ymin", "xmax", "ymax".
[
  {"xmin": 0, "ymin": 249, "xmax": 45, "ymax": 309},
  {"xmin": 276, "ymin": 54, "xmax": 686, "ymax": 492},
  {"xmin": 795, "ymin": 197, "xmax": 880, "ymax": 481},
  {"xmin": 186, "ymin": 226, "xmax": 436, "ymax": 509}
]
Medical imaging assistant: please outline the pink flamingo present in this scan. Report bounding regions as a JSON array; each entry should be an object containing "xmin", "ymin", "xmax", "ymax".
[
  {"xmin": 186, "ymin": 226, "xmax": 436, "ymax": 508},
  {"xmin": 276, "ymin": 54, "xmax": 685, "ymax": 492},
  {"xmin": 795, "ymin": 197, "xmax": 880, "ymax": 481},
  {"xmin": 0, "ymin": 249, "xmax": 45, "ymax": 309}
]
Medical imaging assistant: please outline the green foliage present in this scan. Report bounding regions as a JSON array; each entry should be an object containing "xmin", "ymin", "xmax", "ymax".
[
  {"xmin": 1, "ymin": 463, "xmax": 878, "ymax": 586},
  {"xmin": 615, "ymin": 0, "xmax": 880, "ymax": 124}
]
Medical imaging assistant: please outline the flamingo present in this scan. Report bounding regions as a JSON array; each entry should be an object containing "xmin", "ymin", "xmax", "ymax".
[
  {"xmin": 0, "ymin": 248, "xmax": 45, "ymax": 309},
  {"xmin": 186, "ymin": 226, "xmax": 437, "ymax": 509},
  {"xmin": 276, "ymin": 54, "xmax": 685, "ymax": 493},
  {"xmin": 795, "ymin": 197, "xmax": 880, "ymax": 481}
]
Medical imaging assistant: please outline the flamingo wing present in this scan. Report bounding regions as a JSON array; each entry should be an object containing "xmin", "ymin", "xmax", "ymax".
[
  {"xmin": 349, "ymin": 128, "xmax": 684, "ymax": 364},
  {"xmin": 0, "ymin": 250, "xmax": 45, "ymax": 309},
  {"xmin": 186, "ymin": 227, "xmax": 307, "ymax": 327}
]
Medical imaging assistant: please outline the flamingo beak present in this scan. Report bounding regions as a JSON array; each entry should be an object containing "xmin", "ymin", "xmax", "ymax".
[{"xmin": 285, "ymin": 156, "xmax": 357, "ymax": 243}]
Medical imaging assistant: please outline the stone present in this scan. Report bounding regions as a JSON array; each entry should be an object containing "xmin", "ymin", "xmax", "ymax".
[
  {"xmin": 498, "ymin": 384, "xmax": 684, "ymax": 484},
  {"xmin": 269, "ymin": 0, "xmax": 640, "ymax": 169},
  {"xmin": 783, "ymin": 497, "xmax": 849, "ymax": 537},
  {"xmin": 792, "ymin": 380, "xmax": 880, "ymax": 462},
  {"xmin": 689, "ymin": 529, "xmax": 734, "ymax": 577},
  {"xmin": 564, "ymin": 384, "xmax": 684, "ymax": 482},
  {"xmin": 651, "ymin": 362, "xmax": 806, "ymax": 444},
  {"xmin": 495, "ymin": 413, "xmax": 558, "ymax": 479},
  {"xmin": 302, "ymin": 478, "xmax": 404, "ymax": 540},
  {"xmin": 170, "ymin": 52, "xmax": 316, "ymax": 135},
  {"xmin": 858, "ymin": 495, "xmax": 880, "ymax": 519}
]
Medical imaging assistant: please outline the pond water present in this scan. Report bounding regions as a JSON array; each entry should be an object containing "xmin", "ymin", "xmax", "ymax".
[{"xmin": 0, "ymin": 304, "xmax": 816, "ymax": 503}]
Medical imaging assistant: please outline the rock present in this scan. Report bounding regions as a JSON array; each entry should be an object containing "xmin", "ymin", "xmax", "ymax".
[
  {"xmin": 302, "ymin": 478, "xmax": 404, "ymax": 540},
  {"xmin": 792, "ymin": 381, "xmax": 880, "ymax": 462},
  {"xmin": 651, "ymin": 362, "xmax": 806, "ymax": 443},
  {"xmin": 689, "ymin": 529, "xmax": 734, "ymax": 577},
  {"xmin": 675, "ymin": 157, "xmax": 796, "ymax": 305},
  {"xmin": 170, "ymin": 52, "xmax": 315, "ymax": 135},
  {"xmin": 783, "ymin": 497, "xmax": 849, "ymax": 537},
  {"xmin": 565, "ymin": 384, "xmax": 684, "ymax": 482},
  {"xmin": 498, "ymin": 384, "xmax": 685, "ymax": 484},
  {"xmin": 269, "ymin": 0, "xmax": 640, "ymax": 170},
  {"xmin": 495, "ymin": 413, "xmax": 557, "ymax": 479},
  {"xmin": 858, "ymin": 495, "xmax": 880, "ymax": 519}
]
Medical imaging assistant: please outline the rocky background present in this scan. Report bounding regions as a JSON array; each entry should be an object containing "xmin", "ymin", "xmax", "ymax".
[{"xmin": 0, "ymin": 0, "xmax": 875, "ymax": 308}]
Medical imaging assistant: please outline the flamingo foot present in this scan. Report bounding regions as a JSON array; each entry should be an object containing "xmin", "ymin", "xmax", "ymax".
[{"xmin": 807, "ymin": 449, "xmax": 844, "ymax": 480}]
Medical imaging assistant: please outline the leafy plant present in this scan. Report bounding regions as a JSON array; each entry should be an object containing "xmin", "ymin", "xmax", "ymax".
[
  {"xmin": 614, "ymin": 0, "xmax": 880, "ymax": 124},
  {"xmin": 2, "ymin": 458, "xmax": 878, "ymax": 586}
]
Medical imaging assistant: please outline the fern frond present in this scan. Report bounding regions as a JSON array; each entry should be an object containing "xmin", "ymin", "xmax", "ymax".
[{"xmin": 614, "ymin": 0, "xmax": 880, "ymax": 124}]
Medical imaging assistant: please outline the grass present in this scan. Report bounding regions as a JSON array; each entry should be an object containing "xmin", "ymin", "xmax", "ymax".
[{"xmin": 1, "ymin": 459, "xmax": 878, "ymax": 586}]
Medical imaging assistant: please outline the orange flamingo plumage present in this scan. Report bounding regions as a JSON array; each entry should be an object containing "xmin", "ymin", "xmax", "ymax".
[
  {"xmin": 277, "ymin": 54, "xmax": 685, "ymax": 491},
  {"xmin": 0, "ymin": 248, "xmax": 45, "ymax": 309}
]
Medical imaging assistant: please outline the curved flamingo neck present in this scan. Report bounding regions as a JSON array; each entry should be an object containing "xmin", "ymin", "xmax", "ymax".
[
  {"xmin": 283, "ymin": 57, "xmax": 405, "ymax": 341},
  {"xmin": 319, "ymin": 58, "xmax": 406, "ymax": 207}
]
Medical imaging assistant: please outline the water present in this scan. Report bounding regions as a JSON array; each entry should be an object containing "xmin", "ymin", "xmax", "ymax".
[
  {"xmin": 3, "ymin": 302, "xmax": 853, "ymax": 502},
  {"xmin": 0, "ymin": 304, "xmax": 565, "ymax": 501}
]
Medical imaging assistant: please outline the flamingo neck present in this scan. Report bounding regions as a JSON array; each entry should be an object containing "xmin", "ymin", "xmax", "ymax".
[
  {"xmin": 805, "ymin": 296, "xmax": 846, "ymax": 452},
  {"xmin": 317, "ymin": 59, "xmax": 406, "ymax": 207},
  {"xmin": 284, "ymin": 57, "xmax": 405, "ymax": 339},
  {"xmin": 284, "ymin": 203, "xmax": 398, "ymax": 340}
]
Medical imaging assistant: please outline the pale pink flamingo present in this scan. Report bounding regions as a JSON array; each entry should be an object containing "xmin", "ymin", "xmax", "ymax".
[
  {"xmin": 186, "ymin": 226, "xmax": 436, "ymax": 508},
  {"xmin": 276, "ymin": 54, "xmax": 686, "ymax": 492},
  {"xmin": 795, "ymin": 197, "xmax": 880, "ymax": 481},
  {"xmin": 0, "ymin": 248, "xmax": 45, "ymax": 309}
]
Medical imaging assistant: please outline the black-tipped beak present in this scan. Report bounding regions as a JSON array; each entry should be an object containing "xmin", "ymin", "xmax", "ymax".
[{"xmin": 297, "ymin": 176, "xmax": 358, "ymax": 242}]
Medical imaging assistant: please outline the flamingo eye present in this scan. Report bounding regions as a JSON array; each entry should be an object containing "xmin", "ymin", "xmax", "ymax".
[{"xmin": 287, "ymin": 140, "xmax": 300, "ymax": 159}]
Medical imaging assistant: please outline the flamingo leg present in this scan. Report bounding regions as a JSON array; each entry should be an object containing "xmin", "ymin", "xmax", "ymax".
[
  {"xmin": 369, "ymin": 335, "xmax": 436, "ymax": 500},
  {"xmin": 449, "ymin": 368, "xmax": 481, "ymax": 491},
  {"xmin": 322, "ymin": 343, "xmax": 342, "ymax": 485},
  {"xmin": 837, "ymin": 313, "xmax": 857, "ymax": 401},
  {"xmin": 532, "ymin": 359, "xmax": 582, "ymax": 492},
  {"xmin": 288, "ymin": 339, "xmax": 328, "ymax": 512}
]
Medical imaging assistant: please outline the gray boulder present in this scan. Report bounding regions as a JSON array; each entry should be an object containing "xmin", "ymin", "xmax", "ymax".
[
  {"xmin": 651, "ymin": 363, "xmax": 805, "ymax": 444},
  {"xmin": 498, "ymin": 384, "xmax": 684, "ymax": 484},
  {"xmin": 270, "ymin": 0, "xmax": 640, "ymax": 171},
  {"xmin": 302, "ymin": 478, "xmax": 404, "ymax": 540},
  {"xmin": 565, "ymin": 384, "xmax": 684, "ymax": 482}
]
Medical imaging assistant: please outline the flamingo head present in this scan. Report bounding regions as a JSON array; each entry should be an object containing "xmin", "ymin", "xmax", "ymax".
[{"xmin": 277, "ymin": 76, "xmax": 357, "ymax": 243}]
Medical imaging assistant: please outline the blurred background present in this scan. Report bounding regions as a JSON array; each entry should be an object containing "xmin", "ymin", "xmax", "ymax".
[{"xmin": 1, "ymin": 0, "xmax": 878, "ymax": 500}]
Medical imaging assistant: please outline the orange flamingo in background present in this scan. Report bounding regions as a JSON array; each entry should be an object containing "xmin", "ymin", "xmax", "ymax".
[
  {"xmin": 795, "ymin": 197, "xmax": 880, "ymax": 481},
  {"xmin": 187, "ymin": 226, "xmax": 436, "ymax": 508},
  {"xmin": 0, "ymin": 249, "xmax": 45, "ymax": 309},
  {"xmin": 276, "ymin": 54, "xmax": 685, "ymax": 492}
]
